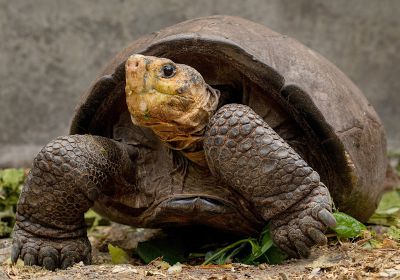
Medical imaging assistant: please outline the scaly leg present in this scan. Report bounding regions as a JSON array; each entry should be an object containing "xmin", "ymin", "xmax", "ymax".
[
  {"xmin": 12, "ymin": 135, "xmax": 136, "ymax": 270},
  {"xmin": 204, "ymin": 104, "xmax": 336, "ymax": 258}
]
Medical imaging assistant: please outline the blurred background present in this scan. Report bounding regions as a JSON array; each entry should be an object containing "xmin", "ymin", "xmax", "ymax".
[{"xmin": 0, "ymin": 0, "xmax": 399, "ymax": 167}]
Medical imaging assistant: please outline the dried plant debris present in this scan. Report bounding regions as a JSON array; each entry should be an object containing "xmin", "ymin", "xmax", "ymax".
[{"xmin": 2, "ymin": 243, "xmax": 400, "ymax": 279}]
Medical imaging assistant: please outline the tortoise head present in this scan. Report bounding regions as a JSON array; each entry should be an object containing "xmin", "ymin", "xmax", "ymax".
[{"xmin": 125, "ymin": 54, "xmax": 220, "ymax": 152}]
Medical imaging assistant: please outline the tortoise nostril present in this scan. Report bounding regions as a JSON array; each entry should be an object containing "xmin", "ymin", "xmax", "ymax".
[{"xmin": 126, "ymin": 57, "xmax": 142, "ymax": 72}]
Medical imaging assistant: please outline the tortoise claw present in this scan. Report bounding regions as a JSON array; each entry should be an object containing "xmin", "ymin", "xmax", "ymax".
[
  {"xmin": 11, "ymin": 241, "xmax": 21, "ymax": 264},
  {"xmin": 318, "ymin": 208, "xmax": 337, "ymax": 228},
  {"xmin": 42, "ymin": 257, "xmax": 56, "ymax": 271},
  {"xmin": 293, "ymin": 239, "xmax": 310, "ymax": 258},
  {"xmin": 307, "ymin": 227, "xmax": 328, "ymax": 246},
  {"xmin": 23, "ymin": 253, "xmax": 37, "ymax": 266},
  {"xmin": 39, "ymin": 247, "xmax": 59, "ymax": 271}
]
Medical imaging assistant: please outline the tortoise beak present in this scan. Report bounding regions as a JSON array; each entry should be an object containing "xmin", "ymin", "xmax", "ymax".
[{"xmin": 125, "ymin": 54, "xmax": 148, "ymax": 96}]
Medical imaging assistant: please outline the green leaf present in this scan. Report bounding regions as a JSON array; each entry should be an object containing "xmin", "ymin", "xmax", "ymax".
[
  {"xmin": 361, "ymin": 239, "xmax": 381, "ymax": 250},
  {"xmin": 223, "ymin": 243, "xmax": 247, "ymax": 264},
  {"xmin": 0, "ymin": 220, "xmax": 13, "ymax": 237},
  {"xmin": 0, "ymin": 169, "xmax": 25, "ymax": 187},
  {"xmin": 331, "ymin": 212, "xmax": 366, "ymax": 238},
  {"xmin": 368, "ymin": 190, "xmax": 400, "ymax": 227},
  {"xmin": 203, "ymin": 239, "xmax": 253, "ymax": 265},
  {"xmin": 84, "ymin": 209, "xmax": 109, "ymax": 231},
  {"xmin": 259, "ymin": 228, "xmax": 274, "ymax": 254},
  {"xmin": 241, "ymin": 239, "xmax": 262, "ymax": 264},
  {"xmin": 264, "ymin": 246, "xmax": 287, "ymax": 264},
  {"xmin": 369, "ymin": 214, "xmax": 400, "ymax": 227},
  {"xmin": 241, "ymin": 230, "xmax": 274, "ymax": 264},
  {"xmin": 203, "ymin": 227, "xmax": 287, "ymax": 265},
  {"xmin": 0, "ymin": 168, "xmax": 26, "ymax": 237},
  {"xmin": 0, "ymin": 169, "xmax": 25, "ymax": 209},
  {"xmin": 388, "ymin": 150, "xmax": 400, "ymax": 158},
  {"xmin": 136, "ymin": 237, "xmax": 185, "ymax": 265},
  {"xmin": 375, "ymin": 190, "xmax": 400, "ymax": 214},
  {"xmin": 387, "ymin": 226, "xmax": 400, "ymax": 241},
  {"xmin": 108, "ymin": 244, "xmax": 130, "ymax": 264}
]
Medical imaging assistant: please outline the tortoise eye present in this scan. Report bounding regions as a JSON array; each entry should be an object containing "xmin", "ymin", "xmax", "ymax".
[{"xmin": 161, "ymin": 64, "xmax": 176, "ymax": 78}]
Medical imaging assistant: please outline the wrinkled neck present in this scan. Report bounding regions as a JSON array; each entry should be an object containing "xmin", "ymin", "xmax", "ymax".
[{"xmin": 157, "ymin": 85, "xmax": 220, "ymax": 167}]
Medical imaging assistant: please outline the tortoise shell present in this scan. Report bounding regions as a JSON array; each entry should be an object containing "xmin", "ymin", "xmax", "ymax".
[{"xmin": 70, "ymin": 15, "xmax": 386, "ymax": 222}]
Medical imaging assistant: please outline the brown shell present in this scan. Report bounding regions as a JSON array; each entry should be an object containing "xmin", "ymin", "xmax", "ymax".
[{"xmin": 70, "ymin": 15, "xmax": 387, "ymax": 222}]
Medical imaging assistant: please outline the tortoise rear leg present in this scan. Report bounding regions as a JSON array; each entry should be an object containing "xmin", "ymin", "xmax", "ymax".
[
  {"xmin": 11, "ymin": 135, "xmax": 136, "ymax": 270},
  {"xmin": 204, "ymin": 104, "xmax": 336, "ymax": 258}
]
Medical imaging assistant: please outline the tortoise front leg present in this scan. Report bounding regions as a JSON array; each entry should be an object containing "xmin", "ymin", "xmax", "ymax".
[
  {"xmin": 204, "ymin": 104, "xmax": 336, "ymax": 258},
  {"xmin": 11, "ymin": 135, "xmax": 136, "ymax": 270}
]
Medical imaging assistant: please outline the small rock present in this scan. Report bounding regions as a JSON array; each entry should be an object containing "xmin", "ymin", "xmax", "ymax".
[
  {"xmin": 112, "ymin": 266, "xmax": 126, "ymax": 273},
  {"xmin": 167, "ymin": 262, "xmax": 183, "ymax": 274},
  {"xmin": 222, "ymin": 275, "xmax": 237, "ymax": 280},
  {"xmin": 383, "ymin": 268, "xmax": 400, "ymax": 278},
  {"xmin": 152, "ymin": 260, "xmax": 171, "ymax": 270},
  {"xmin": 279, "ymin": 272, "xmax": 288, "ymax": 280},
  {"xmin": 145, "ymin": 270, "xmax": 166, "ymax": 277},
  {"xmin": 258, "ymin": 263, "xmax": 268, "ymax": 270},
  {"xmin": 309, "ymin": 268, "xmax": 321, "ymax": 278},
  {"xmin": 379, "ymin": 272, "xmax": 390, "ymax": 278}
]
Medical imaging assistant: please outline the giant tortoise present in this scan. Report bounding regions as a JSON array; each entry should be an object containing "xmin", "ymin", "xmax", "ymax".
[{"xmin": 11, "ymin": 15, "xmax": 387, "ymax": 270}]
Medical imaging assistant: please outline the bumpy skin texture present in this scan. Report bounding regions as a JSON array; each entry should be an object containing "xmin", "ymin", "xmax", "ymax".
[
  {"xmin": 204, "ymin": 104, "xmax": 336, "ymax": 257},
  {"xmin": 12, "ymin": 135, "xmax": 136, "ymax": 270}
]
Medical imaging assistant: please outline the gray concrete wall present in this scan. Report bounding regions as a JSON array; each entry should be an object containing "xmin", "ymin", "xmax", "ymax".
[{"xmin": 1, "ymin": 0, "xmax": 399, "ymax": 167}]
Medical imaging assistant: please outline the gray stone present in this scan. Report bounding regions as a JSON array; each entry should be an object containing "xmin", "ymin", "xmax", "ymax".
[{"xmin": 0, "ymin": 0, "xmax": 399, "ymax": 167}]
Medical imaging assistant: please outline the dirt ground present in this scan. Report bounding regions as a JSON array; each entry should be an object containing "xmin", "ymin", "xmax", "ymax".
[{"xmin": 1, "ymin": 224, "xmax": 400, "ymax": 280}]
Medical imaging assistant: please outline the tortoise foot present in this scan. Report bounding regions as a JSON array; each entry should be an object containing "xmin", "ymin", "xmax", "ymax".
[
  {"xmin": 269, "ymin": 182, "xmax": 336, "ymax": 258},
  {"xmin": 11, "ymin": 225, "xmax": 91, "ymax": 270}
]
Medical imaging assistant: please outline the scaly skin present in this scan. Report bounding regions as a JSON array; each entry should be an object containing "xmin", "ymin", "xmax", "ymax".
[
  {"xmin": 204, "ymin": 104, "xmax": 336, "ymax": 257},
  {"xmin": 12, "ymin": 135, "xmax": 136, "ymax": 270}
]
